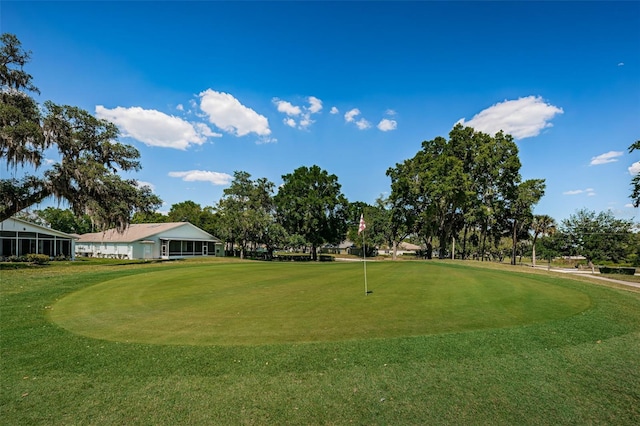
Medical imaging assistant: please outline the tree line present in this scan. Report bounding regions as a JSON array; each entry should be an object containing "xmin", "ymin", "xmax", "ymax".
[{"xmin": 3, "ymin": 33, "xmax": 639, "ymax": 265}]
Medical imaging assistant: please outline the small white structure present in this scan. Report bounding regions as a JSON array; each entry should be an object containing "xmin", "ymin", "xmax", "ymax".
[
  {"xmin": 76, "ymin": 222, "xmax": 224, "ymax": 260},
  {"xmin": 0, "ymin": 217, "xmax": 76, "ymax": 260}
]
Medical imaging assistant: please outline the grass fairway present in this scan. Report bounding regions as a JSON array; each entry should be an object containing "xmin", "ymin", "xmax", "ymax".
[
  {"xmin": 50, "ymin": 262, "xmax": 591, "ymax": 345},
  {"xmin": 2, "ymin": 259, "xmax": 639, "ymax": 425}
]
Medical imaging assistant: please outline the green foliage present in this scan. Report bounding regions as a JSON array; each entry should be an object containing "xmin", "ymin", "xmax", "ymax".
[
  {"xmin": 508, "ymin": 179, "xmax": 546, "ymax": 264},
  {"xmin": 530, "ymin": 214, "xmax": 557, "ymax": 266},
  {"xmin": 538, "ymin": 232, "xmax": 572, "ymax": 263},
  {"xmin": 131, "ymin": 210, "xmax": 168, "ymax": 224},
  {"xmin": 387, "ymin": 124, "xmax": 543, "ymax": 261},
  {"xmin": 274, "ymin": 165, "xmax": 348, "ymax": 260},
  {"xmin": 273, "ymin": 252, "xmax": 313, "ymax": 261},
  {"xmin": 34, "ymin": 207, "xmax": 92, "ymax": 234},
  {"xmin": 25, "ymin": 253, "xmax": 49, "ymax": 264},
  {"xmin": 3, "ymin": 253, "xmax": 50, "ymax": 264},
  {"xmin": 216, "ymin": 171, "xmax": 280, "ymax": 258},
  {"xmin": 0, "ymin": 33, "xmax": 162, "ymax": 230},
  {"xmin": 346, "ymin": 200, "xmax": 387, "ymax": 252},
  {"xmin": 0, "ymin": 34, "xmax": 44, "ymax": 169},
  {"xmin": 167, "ymin": 200, "xmax": 204, "ymax": 224},
  {"xmin": 599, "ymin": 266, "xmax": 636, "ymax": 275},
  {"xmin": 561, "ymin": 208, "xmax": 635, "ymax": 264}
]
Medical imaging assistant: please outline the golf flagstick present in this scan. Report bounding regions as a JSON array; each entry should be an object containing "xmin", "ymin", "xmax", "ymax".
[{"xmin": 358, "ymin": 214, "xmax": 368, "ymax": 295}]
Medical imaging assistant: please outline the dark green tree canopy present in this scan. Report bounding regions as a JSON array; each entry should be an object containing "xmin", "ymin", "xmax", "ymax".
[
  {"xmin": 387, "ymin": 124, "xmax": 536, "ymax": 260},
  {"xmin": 33, "ymin": 207, "xmax": 92, "ymax": 234},
  {"xmin": 561, "ymin": 208, "xmax": 634, "ymax": 265},
  {"xmin": 168, "ymin": 200, "xmax": 205, "ymax": 224},
  {"xmin": 216, "ymin": 171, "xmax": 278, "ymax": 258},
  {"xmin": 274, "ymin": 165, "xmax": 348, "ymax": 260},
  {"xmin": 0, "ymin": 33, "xmax": 161, "ymax": 231}
]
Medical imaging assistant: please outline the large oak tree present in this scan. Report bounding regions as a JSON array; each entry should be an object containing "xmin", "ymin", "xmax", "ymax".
[
  {"xmin": 1, "ymin": 33, "xmax": 161, "ymax": 231},
  {"xmin": 274, "ymin": 165, "xmax": 348, "ymax": 260}
]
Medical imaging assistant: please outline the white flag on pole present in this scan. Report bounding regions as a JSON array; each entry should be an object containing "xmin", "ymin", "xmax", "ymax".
[{"xmin": 358, "ymin": 214, "xmax": 366, "ymax": 234}]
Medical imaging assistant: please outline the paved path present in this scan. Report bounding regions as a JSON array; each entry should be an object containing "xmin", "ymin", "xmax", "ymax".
[{"xmin": 534, "ymin": 266, "xmax": 640, "ymax": 289}]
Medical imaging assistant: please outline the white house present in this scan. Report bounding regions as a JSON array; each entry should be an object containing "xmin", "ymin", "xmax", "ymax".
[
  {"xmin": 0, "ymin": 217, "xmax": 76, "ymax": 260},
  {"xmin": 75, "ymin": 222, "xmax": 224, "ymax": 260}
]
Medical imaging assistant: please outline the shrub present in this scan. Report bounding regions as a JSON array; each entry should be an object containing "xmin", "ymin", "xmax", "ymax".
[
  {"xmin": 274, "ymin": 253, "xmax": 312, "ymax": 261},
  {"xmin": 599, "ymin": 266, "xmax": 636, "ymax": 275},
  {"xmin": 25, "ymin": 254, "xmax": 50, "ymax": 265}
]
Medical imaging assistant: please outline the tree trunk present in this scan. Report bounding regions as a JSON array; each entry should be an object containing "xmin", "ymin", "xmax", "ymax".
[
  {"xmin": 392, "ymin": 240, "xmax": 398, "ymax": 260},
  {"xmin": 481, "ymin": 223, "xmax": 488, "ymax": 262},
  {"xmin": 0, "ymin": 186, "xmax": 51, "ymax": 222},
  {"xmin": 462, "ymin": 225, "xmax": 469, "ymax": 260},
  {"xmin": 511, "ymin": 220, "xmax": 517, "ymax": 265},
  {"xmin": 438, "ymin": 230, "xmax": 447, "ymax": 259}
]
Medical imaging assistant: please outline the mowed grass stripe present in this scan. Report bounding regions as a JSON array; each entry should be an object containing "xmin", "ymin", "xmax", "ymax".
[{"xmin": 50, "ymin": 261, "xmax": 591, "ymax": 345}]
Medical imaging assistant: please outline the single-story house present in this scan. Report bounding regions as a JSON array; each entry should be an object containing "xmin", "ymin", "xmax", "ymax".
[
  {"xmin": 75, "ymin": 222, "xmax": 224, "ymax": 260},
  {"xmin": 380, "ymin": 242, "xmax": 422, "ymax": 256},
  {"xmin": 0, "ymin": 217, "xmax": 76, "ymax": 260},
  {"xmin": 321, "ymin": 240, "xmax": 355, "ymax": 255}
]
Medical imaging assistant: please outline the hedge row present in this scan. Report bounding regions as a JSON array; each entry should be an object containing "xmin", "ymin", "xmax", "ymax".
[{"xmin": 599, "ymin": 266, "xmax": 636, "ymax": 275}]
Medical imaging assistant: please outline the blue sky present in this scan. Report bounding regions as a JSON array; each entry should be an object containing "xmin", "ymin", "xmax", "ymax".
[{"xmin": 3, "ymin": 1, "xmax": 639, "ymax": 223}]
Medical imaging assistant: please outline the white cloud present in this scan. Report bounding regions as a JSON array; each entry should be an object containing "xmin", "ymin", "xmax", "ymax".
[
  {"xmin": 618, "ymin": 62, "xmax": 625, "ymax": 67},
  {"xmin": 136, "ymin": 181, "xmax": 155, "ymax": 191},
  {"xmin": 330, "ymin": 106, "xmax": 339, "ymax": 114},
  {"xmin": 385, "ymin": 109, "xmax": 397, "ymax": 116},
  {"xmin": 273, "ymin": 98, "xmax": 302, "ymax": 116},
  {"xmin": 377, "ymin": 118, "xmax": 397, "ymax": 131},
  {"xmin": 344, "ymin": 108, "xmax": 361, "ymax": 123},
  {"xmin": 194, "ymin": 122, "xmax": 222, "ymax": 138},
  {"xmin": 344, "ymin": 108, "xmax": 373, "ymax": 130},
  {"xmin": 590, "ymin": 151, "xmax": 623, "ymax": 165},
  {"xmin": 199, "ymin": 89, "xmax": 271, "ymax": 137},
  {"xmin": 629, "ymin": 161, "xmax": 640, "ymax": 176},
  {"xmin": 456, "ymin": 96, "xmax": 564, "ymax": 140},
  {"xmin": 307, "ymin": 96, "xmax": 323, "ymax": 113},
  {"xmin": 563, "ymin": 188, "xmax": 596, "ymax": 196},
  {"xmin": 256, "ymin": 136, "xmax": 277, "ymax": 145},
  {"xmin": 272, "ymin": 96, "xmax": 322, "ymax": 130},
  {"xmin": 299, "ymin": 115, "xmax": 313, "ymax": 129},
  {"xmin": 168, "ymin": 170, "xmax": 233, "ymax": 185},
  {"xmin": 95, "ymin": 105, "xmax": 217, "ymax": 150},
  {"xmin": 176, "ymin": 104, "xmax": 184, "ymax": 111},
  {"xmin": 355, "ymin": 118, "xmax": 371, "ymax": 130}
]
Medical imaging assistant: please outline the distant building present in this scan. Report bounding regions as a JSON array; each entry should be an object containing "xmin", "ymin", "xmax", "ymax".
[
  {"xmin": 380, "ymin": 242, "xmax": 422, "ymax": 256},
  {"xmin": 0, "ymin": 217, "xmax": 76, "ymax": 260},
  {"xmin": 76, "ymin": 222, "xmax": 224, "ymax": 260}
]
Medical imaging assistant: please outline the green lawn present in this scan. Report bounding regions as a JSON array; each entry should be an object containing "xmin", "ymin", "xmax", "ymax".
[{"xmin": 1, "ymin": 259, "xmax": 639, "ymax": 425}]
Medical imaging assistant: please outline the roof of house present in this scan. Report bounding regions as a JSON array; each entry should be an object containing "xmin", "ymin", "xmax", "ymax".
[
  {"xmin": 1, "ymin": 217, "xmax": 77, "ymax": 239},
  {"xmin": 76, "ymin": 222, "xmax": 219, "ymax": 243},
  {"xmin": 398, "ymin": 242, "xmax": 422, "ymax": 251}
]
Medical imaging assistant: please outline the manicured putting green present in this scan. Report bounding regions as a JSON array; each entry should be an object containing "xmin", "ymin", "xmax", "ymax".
[{"xmin": 50, "ymin": 261, "xmax": 591, "ymax": 345}]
